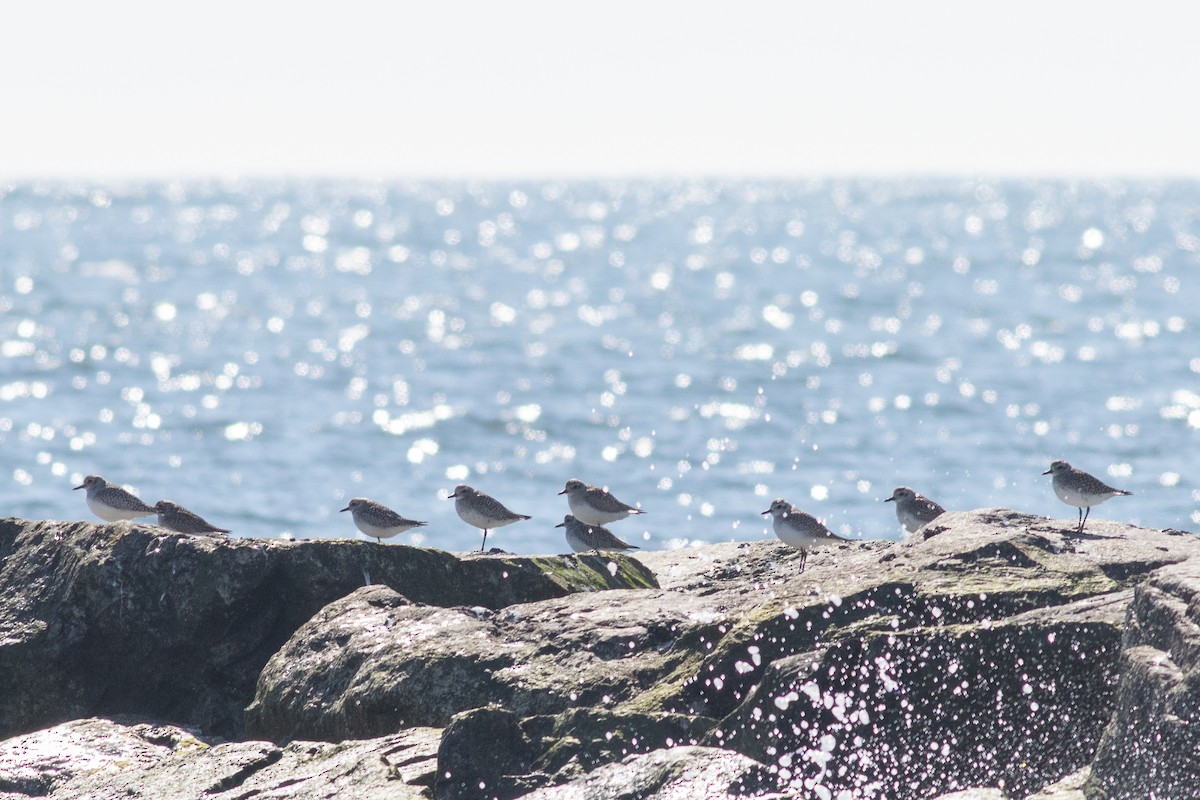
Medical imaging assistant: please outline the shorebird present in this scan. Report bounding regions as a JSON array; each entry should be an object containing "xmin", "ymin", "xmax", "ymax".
[
  {"xmin": 558, "ymin": 478, "xmax": 645, "ymax": 526},
  {"xmin": 340, "ymin": 497, "xmax": 426, "ymax": 544},
  {"xmin": 761, "ymin": 497, "xmax": 849, "ymax": 572},
  {"xmin": 884, "ymin": 486, "xmax": 946, "ymax": 534},
  {"xmin": 74, "ymin": 475, "xmax": 157, "ymax": 522},
  {"xmin": 556, "ymin": 514, "xmax": 639, "ymax": 553},
  {"xmin": 448, "ymin": 484, "xmax": 530, "ymax": 552},
  {"xmin": 154, "ymin": 500, "xmax": 230, "ymax": 536},
  {"xmin": 1043, "ymin": 460, "xmax": 1132, "ymax": 533}
]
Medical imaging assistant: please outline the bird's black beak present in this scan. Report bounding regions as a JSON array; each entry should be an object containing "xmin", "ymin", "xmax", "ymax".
[
  {"xmin": 884, "ymin": 497, "xmax": 894, "ymax": 502},
  {"xmin": 339, "ymin": 506, "xmax": 351, "ymax": 513},
  {"xmin": 1041, "ymin": 469, "xmax": 1052, "ymax": 475}
]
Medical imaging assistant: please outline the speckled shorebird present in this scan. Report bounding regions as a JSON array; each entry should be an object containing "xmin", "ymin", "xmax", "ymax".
[
  {"xmin": 761, "ymin": 497, "xmax": 849, "ymax": 572},
  {"xmin": 558, "ymin": 478, "xmax": 646, "ymax": 526},
  {"xmin": 74, "ymin": 475, "xmax": 157, "ymax": 522},
  {"xmin": 448, "ymin": 484, "xmax": 531, "ymax": 552},
  {"xmin": 1043, "ymin": 460, "xmax": 1133, "ymax": 533},
  {"xmin": 556, "ymin": 514, "xmax": 639, "ymax": 553},
  {"xmin": 884, "ymin": 486, "xmax": 946, "ymax": 534},
  {"xmin": 340, "ymin": 497, "xmax": 426, "ymax": 544},
  {"xmin": 154, "ymin": 500, "xmax": 230, "ymax": 536}
]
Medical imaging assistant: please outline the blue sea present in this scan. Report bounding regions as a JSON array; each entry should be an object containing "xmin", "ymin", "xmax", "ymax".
[{"xmin": 1, "ymin": 178, "xmax": 1196, "ymax": 553}]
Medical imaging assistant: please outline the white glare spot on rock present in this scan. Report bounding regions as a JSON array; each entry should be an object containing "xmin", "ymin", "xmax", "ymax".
[{"xmin": 774, "ymin": 691, "xmax": 800, "ymax": 711}]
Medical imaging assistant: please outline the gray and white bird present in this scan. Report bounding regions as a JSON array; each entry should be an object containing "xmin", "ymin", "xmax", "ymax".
[
  {"xmin": 884, "ymin": 486, "xmax": 946, "ymax": 534},
  {"xmin": 558, "ymin": 478, "xmax": 645, "ymax": 526},
  {"xmin": 1043, "ymin": 460, "xmax": 1132, "ymax": 534},
  {"xmin": 448, "ymin": 484, "xmax": 531, "ymax": 552},
  {"xmin": 761, "ymin": 497, "xmax": 849, "ymax": 572},
  {"xmin": 74, "ymin": 475, "xmax": 157, "ymax": 522},
  {"xmin": 154, "ymin": 500, "xmax": 230, "ymax": 536},
  {"xmin": 340, "ymin": 497, "xmax": 426, "ymax": 544},
  {"xmin": 556, "ymin": 514, "xmax": 639, "ymax": 553}
]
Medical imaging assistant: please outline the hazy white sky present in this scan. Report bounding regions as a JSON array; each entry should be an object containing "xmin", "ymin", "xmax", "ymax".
[{"xmin": 3, "ymin": 1, "xmax": 1198, "ymax": 179}]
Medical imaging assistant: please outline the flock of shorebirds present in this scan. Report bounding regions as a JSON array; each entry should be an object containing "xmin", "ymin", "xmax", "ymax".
[{"xmin": 72, "ymin": 460, "xmax": 1133, "ymax": 570}]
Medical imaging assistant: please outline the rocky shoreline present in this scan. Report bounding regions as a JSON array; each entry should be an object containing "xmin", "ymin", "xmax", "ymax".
[{"xmin": 0, "ymin": 511, "xmax": 1197, "ymax": 799}]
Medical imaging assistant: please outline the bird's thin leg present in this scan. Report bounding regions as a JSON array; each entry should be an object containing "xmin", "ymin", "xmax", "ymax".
[
  {"xmin": 480, "ymin": 529, "xmax": 489, "ymax": 552},
  {"xmin": 1081, "ymin": 507, "xmax": 1091, "ymax": 532}
]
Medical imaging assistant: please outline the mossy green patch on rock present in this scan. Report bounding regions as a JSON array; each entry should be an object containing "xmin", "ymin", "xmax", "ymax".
[{"xmin": 522, "ymin": 553, "xmax": 659, "ymax": 594}]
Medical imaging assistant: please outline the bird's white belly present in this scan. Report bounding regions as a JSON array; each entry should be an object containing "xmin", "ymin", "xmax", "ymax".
[
  {"xmin": 88, "ymin": 496, "xmax": 142, "ymax": 521},
  {"xmin": 1054, "ymin": 484, "xmax": 1098, "ymax": 508},
  {"xmin": 357, "ymin": 520, "xmax": 403, "ymax": 539},
  {"xmin": 898, "ymin": 509, "xmax": 928, "ymax": 534},
  {"xmin": 773, "ymin": 520, "xmax": 819, "ymax": 550},
  {"xmin": 457, "ymin": 503, "xmax": 516, "ymax": 530},
  {"xmin": 568, "ymin": 497, "xmax": 626, "ymax": 525},
  {"xmin": 564, "ymin": 529, "xmax": 591, "ymax": 552}
]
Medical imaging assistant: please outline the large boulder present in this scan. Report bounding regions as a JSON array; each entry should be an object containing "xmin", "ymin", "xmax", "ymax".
[
  {"xmin": 1084, "ymin": 560, "xmax": 1200, "ymax": 799},
  {"xmin": 245, "ymin": 583, "xmax": 706, "ymax": 740},
  {"xmin": 676, "ymin": 511, "xmax": 1193, "ymax": 798},
  {"xmin": 0, "ymin": 518, "xmax": 656, "ymax": 740},
  {"xmin": 247, "ymin": 509, "xmax": 1200, "ymax": 799}
]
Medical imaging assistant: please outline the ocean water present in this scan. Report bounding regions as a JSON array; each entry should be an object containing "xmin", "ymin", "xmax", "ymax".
[{"xmin": 0, "ymin": 178, "xmax": 1196, "ymax": 553}]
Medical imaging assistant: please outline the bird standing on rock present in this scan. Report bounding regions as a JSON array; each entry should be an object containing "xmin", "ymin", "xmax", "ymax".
[
  {"xmin": 74, "ymin": 475, "xmax": 157, "ymax": 522},
  {"xmin": 1043, "ymin": 460, "xmax": 1132, "ymax": 534},
  {"xmin": 448, "ymin": 484, "xmax": 531, "ymax": 552},
  {"xmin": 884, "ymin": 486, "xmax": 946, "ymax": 534},
  {"xmin": 154, "ymin": 500, "xmax": 231, "ymax": 536},
  {"xmin": 340, "ymin": 497, "xmax": 426, "ymax": 544},
  {"xmin": 761, "ymin": 498, "xmax": 850, "ymax": 572},
  {"xmin": 556, "ymin": 514, "xmax": 639, "ymax": 553},
  {"xmin": 558, "ymin": 479, "xmax": 646, "ymax": 526}
]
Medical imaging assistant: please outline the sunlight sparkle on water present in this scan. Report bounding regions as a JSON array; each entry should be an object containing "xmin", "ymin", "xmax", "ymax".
[{"xmin": 0, "ymin": 179, "xmax": 1194, "ymax": 545}]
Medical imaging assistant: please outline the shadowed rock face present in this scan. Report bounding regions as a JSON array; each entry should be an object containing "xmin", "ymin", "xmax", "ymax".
[
  {"xmin": 1085, "ymin": 560, "xmax": 1200, "ymax": 799},
  {"xmin": 1, "ymin": 510, "xmax": 1199, "ymax": 799},
  {"xmin": 0, "ymin": 518, "xmax": 656, "ymax": 741}
]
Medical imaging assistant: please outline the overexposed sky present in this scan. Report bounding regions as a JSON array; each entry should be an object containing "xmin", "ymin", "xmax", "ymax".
[{"xmin": 3, "ymin": 0, "xmax": 1198, "ymax": 179}]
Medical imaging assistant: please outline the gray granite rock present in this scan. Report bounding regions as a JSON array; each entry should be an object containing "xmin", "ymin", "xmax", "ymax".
[
  {"xmin": 1085, "ymin": 560, "xmax": 1200, "ymax": 799},
  {"xmin": 0, "ymin": 517, "xmax": 656, "ymax": 740},
  {"xmin": 0, "ymin": 717, "xmax": 439, "ymax": 800},
  {"xmin": 245, "ymin": 582, "xmax": 706, "ymax": 740},
  {"xmin": 434, "ymin": 706, "xmax": 715, "ymax": 800},
  {"xmin": 248, "ymin": 509, "xmax": 1200, "ymax": 798},
  {"xmin": 2, "ymin": 510, "xmax": 1198, "ymax": 800},
  {"xmin": 515, "ymin": 745, "xmax": 778, "ymax": 800}
]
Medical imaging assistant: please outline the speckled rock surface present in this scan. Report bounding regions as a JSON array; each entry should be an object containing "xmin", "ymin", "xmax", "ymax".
[
  {"xmin": 1084, "ymin": 560, "xmax": 1200, "ymax": 799},
  {"xmin": 0, "ymin": 517, "xmax": 656, "ymax": 740},
  {"xmin": 0, "ymin": 717, "xmax": 439, "ymax": 800},
  {"xmin": 1, "ymin": 510, "xmax": 1198, "ymax": 799}
]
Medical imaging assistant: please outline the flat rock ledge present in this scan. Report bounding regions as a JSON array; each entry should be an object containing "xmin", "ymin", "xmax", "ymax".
[{"xmin": 1, "ymin": 510, "xmax": 1198, "ymax": 799}]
